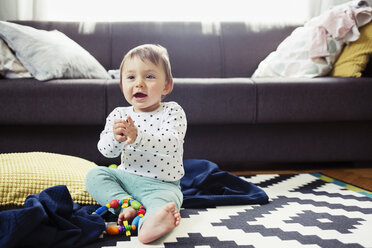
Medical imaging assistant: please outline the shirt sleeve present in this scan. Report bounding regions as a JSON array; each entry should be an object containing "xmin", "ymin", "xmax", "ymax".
[
  {"xmin": 97, "ymin": 108, "xmax": 125, "ymax": 158},
  {"xmin": 132, "ymin": 103, "xmax": 187, "ymax": 156}
]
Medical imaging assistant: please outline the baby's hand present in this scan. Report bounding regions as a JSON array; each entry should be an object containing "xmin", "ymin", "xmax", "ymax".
[
  {"xmin": 113, "ymin": 117, "xmax": 137, "ymax": 145},
  {"xmin": 118, "ymin": 206, "xmax": 137, "ymax": 225},
  {"xmin": 117, "ymin": 212, "xmax": 125, "ymax": 226},
  {"xmin": 122, "ymin": 116, "xmax": 137, "ymax": 145},
  {"xmin": 113, "ymin": 119, "xmax": 128, "ymax": 143}
]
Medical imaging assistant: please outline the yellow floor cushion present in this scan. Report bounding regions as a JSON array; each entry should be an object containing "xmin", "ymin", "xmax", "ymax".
[{"xmin": 0, "ymin": 152, "xmax": 98, "ymax": 207}]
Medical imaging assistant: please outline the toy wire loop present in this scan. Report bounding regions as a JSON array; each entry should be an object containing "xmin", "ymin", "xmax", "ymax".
[{"xmin": 92, "ymin": 197, "xmax": 146, "ymax": 236}]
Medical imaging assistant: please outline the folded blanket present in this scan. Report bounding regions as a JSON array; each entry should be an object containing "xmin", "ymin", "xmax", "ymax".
[
  {"xmin": 181, "ymin": 159, "xmax": 269, "ymax": 208},
  {"xmin": 0, "ymin": 185, "xmax": 105, "ymax": 248}
]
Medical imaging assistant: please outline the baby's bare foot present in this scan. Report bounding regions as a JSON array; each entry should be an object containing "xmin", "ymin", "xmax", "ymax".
[
  {"xmin": 117, "ymin": 206, "xmax": 137, "ymax": 225},
  {"xmin": 138, "ymin": 202, "xmax": 181, "ymax": 244}
]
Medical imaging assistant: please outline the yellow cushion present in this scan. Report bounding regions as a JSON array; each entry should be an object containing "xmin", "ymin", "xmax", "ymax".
[
  {"xmin": 0, "ymin": 152, "xmax": 97, "ymax": 207},
  {"xmin": 331, "ymin": 21, "xmax": 372, "ymax": 77}
]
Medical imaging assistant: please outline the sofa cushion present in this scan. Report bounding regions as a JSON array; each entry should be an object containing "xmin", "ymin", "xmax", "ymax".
[
  {"xmin": 0, "ymin": 79, "xmax": 106, "ymax": 125},
  {"xmin": 254, "ymin": 77, "xmax": 372, "ymax": 123},
  {"xmin": 111, "ymin": 22, "xmax": 223, "ymax": 78},
  {"xmin": 221, "ymin": 23, "xmax": 297, "ymax": 77},
  {"xmin": 0, "ymin": 152, "xmax": 97, "ymax": 207},
  {"xmin": 106, "ymin": 78, "xmax": 257, "ymax": 125}
]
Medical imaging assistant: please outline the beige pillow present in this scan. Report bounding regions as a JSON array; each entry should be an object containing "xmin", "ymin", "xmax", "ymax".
[
  {"xmin": 0, "ymin": 152, "xmax": 97, "ymax": 207},
  {"xmin": 0, "ymin": 38, "xmax": 32, "ymax": 78}
]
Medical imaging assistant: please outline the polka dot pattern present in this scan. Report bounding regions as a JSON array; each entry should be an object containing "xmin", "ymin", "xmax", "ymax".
[{"xmin": 98, "ymin": 102, "xmax": 187, "ymax": 181}]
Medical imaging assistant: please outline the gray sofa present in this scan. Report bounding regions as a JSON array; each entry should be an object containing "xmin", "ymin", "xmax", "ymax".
[{"xmin": 1, "ymin": 21, "xmax": 372, "ymax": 170}]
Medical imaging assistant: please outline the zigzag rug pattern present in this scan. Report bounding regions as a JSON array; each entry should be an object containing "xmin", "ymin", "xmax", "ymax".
[{"xmin": 86, "ymin": 173, "xmax": 372, "ymax": 248}]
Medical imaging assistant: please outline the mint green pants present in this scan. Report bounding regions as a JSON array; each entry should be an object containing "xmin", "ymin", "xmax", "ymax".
[{"xmin": 85, "ymin": 166, "xmax": 183, "ymax": 230}]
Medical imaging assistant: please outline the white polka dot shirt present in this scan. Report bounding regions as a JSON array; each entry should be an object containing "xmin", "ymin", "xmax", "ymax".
[{"xmin": 98, "ymin": 102, "xmax": 187, "ymax": 181}]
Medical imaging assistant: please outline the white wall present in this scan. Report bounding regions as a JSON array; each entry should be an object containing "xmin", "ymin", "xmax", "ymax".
[
  {"xmin": 0, "ymin": 0, "xmax": 361, "ymax": 23},
  {"xmin": 0, "ymin": 0, "xmax": 34, "ymax": 21}
]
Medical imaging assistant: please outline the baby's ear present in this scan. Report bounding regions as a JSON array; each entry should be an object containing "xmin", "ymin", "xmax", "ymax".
[{"xmin": 163, "ymin": 79, "xmax": 174, "ymax": 95}]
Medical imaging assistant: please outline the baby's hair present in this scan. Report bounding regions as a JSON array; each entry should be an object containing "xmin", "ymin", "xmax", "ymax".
[{"xmin": 119, "ymin": 44, "xmax": 173, "ymax": 86}]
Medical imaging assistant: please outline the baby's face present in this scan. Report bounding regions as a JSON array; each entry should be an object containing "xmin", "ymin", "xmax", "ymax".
[{"xmin": 121, "ymin": 56, "xmax": 172, "ymax": 112}]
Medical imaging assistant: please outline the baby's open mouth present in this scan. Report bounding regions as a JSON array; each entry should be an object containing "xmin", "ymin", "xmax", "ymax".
[{"xmin": 134, "ymin": 92, "xmax": 147, "ymax": 98}]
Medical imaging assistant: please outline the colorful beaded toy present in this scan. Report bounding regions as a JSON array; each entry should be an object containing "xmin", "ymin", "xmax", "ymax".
[{"xmin": 92, "ymin": 197, "xmax": 146, "ymax": 236}]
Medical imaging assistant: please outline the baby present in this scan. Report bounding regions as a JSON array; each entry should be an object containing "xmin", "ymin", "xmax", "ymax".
[{"xmin": 85, "ymin": 44, "xmax": 187, "ymax": 243}]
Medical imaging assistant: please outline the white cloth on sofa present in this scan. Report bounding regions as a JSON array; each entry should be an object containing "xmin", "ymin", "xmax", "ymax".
[{"xmin": 252, "ymin": 0, "xmax": 372, "ymax": 78}]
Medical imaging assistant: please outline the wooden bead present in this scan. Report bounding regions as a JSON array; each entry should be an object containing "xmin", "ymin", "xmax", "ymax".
[
  {"xmin": 130, "ymin": 200, "xmax": 141, "ymax": 210},
  {"xmin": 106, "ymin": 226, "xmax": 119, "ymax": 235},
  {"xmin": 110, "ymin": 199, "xmax": 119, "ymax": 209}
]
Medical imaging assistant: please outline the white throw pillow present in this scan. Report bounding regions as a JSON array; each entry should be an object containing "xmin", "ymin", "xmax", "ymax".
[{"xmin": 0, "ymin": 21, "xmax": 110, "ymax": 81}]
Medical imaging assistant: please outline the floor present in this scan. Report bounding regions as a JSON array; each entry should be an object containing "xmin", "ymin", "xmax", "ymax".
[{"xmin": 232, "ymin": 167, "xmax": 372, "ymax": 191}]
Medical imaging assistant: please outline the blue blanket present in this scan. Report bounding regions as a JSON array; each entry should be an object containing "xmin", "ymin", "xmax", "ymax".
[
  {"xmin": 181, "ymin": 159, "xmax": 269, "ymax": 208},
  {"xmin": 0, "ymin": 159, "xmax": 268, "ymax": 247},
  {"xmin": 0, "ymin": 185, "xmax": 105, "ymax": 248}
]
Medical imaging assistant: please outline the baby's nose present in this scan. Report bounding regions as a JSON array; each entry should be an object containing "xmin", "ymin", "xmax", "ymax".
[{"xmin": 135, "ymin": 78, "xmax": 145, "ymax": 87}]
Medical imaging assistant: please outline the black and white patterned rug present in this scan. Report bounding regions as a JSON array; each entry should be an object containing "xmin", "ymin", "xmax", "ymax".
[{"xmin": 84, "ymin": 173, "xmax": 372, "ymax": 248}]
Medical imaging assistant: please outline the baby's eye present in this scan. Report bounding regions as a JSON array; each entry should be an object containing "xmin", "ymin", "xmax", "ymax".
[
  {"xmin": 127, "ymin": 75, "xmax": 135, "ymax": 80},
  {"xmin": 146, "ymin": 75, "xmax": 155, "ymax": 79}
]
